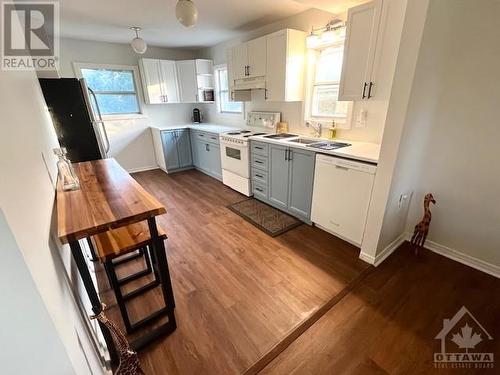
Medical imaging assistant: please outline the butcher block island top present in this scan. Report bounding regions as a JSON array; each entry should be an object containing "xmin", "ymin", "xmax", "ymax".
[{"xmin": 57, "ymin": 158, "xmax": 166, "ymax": 243}]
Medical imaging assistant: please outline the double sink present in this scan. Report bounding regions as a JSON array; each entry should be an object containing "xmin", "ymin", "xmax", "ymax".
[{"xmin": 263, "ymin": 133, "xmax": 351, "ymax": 151}]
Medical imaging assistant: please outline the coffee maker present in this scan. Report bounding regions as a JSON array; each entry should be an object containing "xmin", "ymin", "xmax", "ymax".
[{"xmin": 192, "ymin": 108, "xmax": 202, "ymax": 123}]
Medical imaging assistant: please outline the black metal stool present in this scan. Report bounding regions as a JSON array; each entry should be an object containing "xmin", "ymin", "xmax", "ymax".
[{"xmin": 91, "ymin": 221, "xmax": 175, "ymax": 339}]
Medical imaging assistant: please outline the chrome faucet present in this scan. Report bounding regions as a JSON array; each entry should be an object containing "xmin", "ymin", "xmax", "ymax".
[{"xmin": 306, "ymin": 121, "xmax": 322, "ymax": 138}]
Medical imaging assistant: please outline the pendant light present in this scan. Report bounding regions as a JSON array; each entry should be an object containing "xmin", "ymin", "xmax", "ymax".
[
  {"xmin": 175, "ymin": 0, "xmax": 198, "ymax": 28},
  {"xmin": 130, "ymin": 27, "xmax": 147, "ymax": 54}
]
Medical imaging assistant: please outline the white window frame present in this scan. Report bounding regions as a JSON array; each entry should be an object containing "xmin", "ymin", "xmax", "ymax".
[
  {"xmin": 214, "ymin": 64, "xmax": 244, "ymax": 116},
  {"xmin": 305, "ymin": 42, "xmax": 353, "ymax": 128},
  {"xmin": 73, "ymin": 62, "xmax": 145, "ymax": 120}
]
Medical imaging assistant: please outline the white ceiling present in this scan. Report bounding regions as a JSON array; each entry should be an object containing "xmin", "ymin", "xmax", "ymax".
[{"xmin": 56, "ymin": 0, "xmax": 366, "ymax": 49}]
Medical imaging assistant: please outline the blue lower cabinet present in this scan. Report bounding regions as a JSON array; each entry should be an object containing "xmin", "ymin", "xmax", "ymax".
[
  {"xmin": 287, "ymin": 148, "xmax": 315, "ymax": 221},
  {"xmin": 206, "ymin": 142, "xmax": 222, "ymax": 180},
  {"xmin": 191, "ymin": 131, "xmax": 222, "ymax": 181},
  {"xmin": 268, "ymin": 144, "xmax": 289, "ymax": 210},
  {"xmin": 255, "ymin": 143, "xmax": 315, "ymax": 222},
  {"xmin": 190, "ymin": 130, "xmax": 199, "ymax": 168},
  {"xmin": 161, "ymin": 131, "xmax": 181, "ymax": 170},
  {"xmin": 176, "ymin": 129, "xmax": 192, "ymax": 168},
  {"xmin": 161, "ymin": 129, "xmax": 193, "ymax": 172}
]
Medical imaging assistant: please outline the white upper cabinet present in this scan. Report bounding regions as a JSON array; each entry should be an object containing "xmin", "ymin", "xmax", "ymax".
[
  {"xmin": 195, "ymin": 59, "xmax": 213, "ymax": 75},
  {"xmin": 339, "ymin": 0, "xmax": 382, "ymax": 101},
  {"xmin": 227, "ymin": 29, "xmax": 306, "ymax": 102},
  {"xmin": 140, "ymin": 59, "xmax": 164, "ymax": 104},
  {"xmin": 159, "ymin": 60, "xmax": 180, "ymax": 103},
  {"xmin": 266, "ymin": 29, "xmax": 306, "ymax": 102},
  {"xmin": 247, "ymin": 36, "xmax": 267, "ymax": 78},
  {"xmin": 232, "ymin": 43, "xmax": 249, "ymax": 80},
  {"xmin": 176, "ymin": 60, "xmax": 198, "ymax": 103},
  {"xmin": 140, "ymin": 58, "xmax": 214, "ymax": 104}
]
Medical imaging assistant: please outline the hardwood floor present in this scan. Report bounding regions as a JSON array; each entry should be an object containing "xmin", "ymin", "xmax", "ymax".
[
  {"xmin": 96, "ymin": 169, "xmax": 369, "ymax": 374},
  {"xmin": 96, "ymin": 169, "xmax": 500, "ymax": 374},
  {"xmin": 261, "ymin": 242, "xmax": 500, "ymax": 374}
]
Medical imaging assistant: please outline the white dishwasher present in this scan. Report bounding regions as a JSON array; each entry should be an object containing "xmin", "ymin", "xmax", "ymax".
[{"xmin": 311, "ymin": 154, "xmax": 377, "ymax": 247}]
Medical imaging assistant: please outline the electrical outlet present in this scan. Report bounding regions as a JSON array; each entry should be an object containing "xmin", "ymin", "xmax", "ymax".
[
  {"xmin": 398, "ymin": 191, "xmax": 413, "ymax": 209},
  {"xmin": 355, "ymin": 109, "xmax": 368, "ymax": 128}
]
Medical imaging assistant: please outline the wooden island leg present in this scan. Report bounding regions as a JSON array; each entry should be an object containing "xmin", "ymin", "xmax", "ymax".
[{"xmin": 69, "ymin": 239, "xmax": 118, "ymax": 366}]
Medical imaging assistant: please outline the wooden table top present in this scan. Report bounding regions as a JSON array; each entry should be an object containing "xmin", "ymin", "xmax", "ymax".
[{"xmin": 57, "ymin": 158, "xmax": 166, "ymax": 243}]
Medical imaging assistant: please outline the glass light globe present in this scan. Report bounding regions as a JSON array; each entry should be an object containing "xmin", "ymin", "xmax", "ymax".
[
  {"xmin": 175, "ymin": 0, "xmax": 198, "ymax": 28},
  {"xmin": 131, "ymin": 37, "xmax": 147, "ymax": 54}
]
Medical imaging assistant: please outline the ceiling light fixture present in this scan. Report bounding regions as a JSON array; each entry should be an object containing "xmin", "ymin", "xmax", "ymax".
[
  {"xmin": 175, "ymin": 0, "xmax": 198, "ymax": 28},
  {"xmin": 306, "ymin": 20, "xmax": 345, "ymax": 49},
  {"xmin": 130, "ymin": 27, "xmax": 147, "ymax": 54}
]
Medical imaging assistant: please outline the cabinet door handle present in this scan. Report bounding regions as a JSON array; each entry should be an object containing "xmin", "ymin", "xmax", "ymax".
[
  {"xmin": 285, "ymin": 149, "xmax": 288, "ymax": 161},
  {"xmin": 205, "ymin": 144, "xmax": 209, "ymax": 152},
  {"xmin": 288, "ymin": 149, "xmax": 293, "ymax": 161},
  {"xmin": 247, "ymin": 65, "xmax": 250, "ymax": 76},
  {"xmin": 335, "ymin": 165, "xmax": 349, "ymax": 171},
  {"xmin": 362, "ymin": 82, "xmax": 368, "ymax": 99},
  {"xmin": 231, "ymin": 91, "xmax": 235, "ymax": 100},
  {"xmin": 367, "ymin": 82, "xmax": 374, "ymax": 99},
  {"xmin": 264, "ymin": 89, "xmax": 268, "ymax": 100}
]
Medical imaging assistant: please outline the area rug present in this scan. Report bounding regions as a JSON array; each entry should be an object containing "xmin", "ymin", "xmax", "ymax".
[{"xmin": 227, "ymin": 198, "xmax": 302, "ymax": 237}]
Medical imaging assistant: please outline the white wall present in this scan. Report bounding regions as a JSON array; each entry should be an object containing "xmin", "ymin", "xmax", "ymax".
[
  {"xmin": 198, "ymin": 8, "xmax": 389, "ymax": 143},
  {"xmin": 0, "ymin": 210, "xmax": 74, "ymax": 374},
  {"xmin": 59, "ymin": 38, "xmax": 198, "ymax": 172},
  {"xmin": 0, "ymin": 68, "xmax": 104, "ymax": 374},
  {"xmin": 371, "ymin": 0, "xmax": 500, "ymax": 275},
  {"xmin": 376, "ymin": 0, "xmax": 453, "ymax": 252},
  {"xmin": 406, "ymin": 0, "xmax": 500, "ymax": 269},
  {"xmin": 360, "ymin": 0, "xmax": 430, "ymax": 264}
]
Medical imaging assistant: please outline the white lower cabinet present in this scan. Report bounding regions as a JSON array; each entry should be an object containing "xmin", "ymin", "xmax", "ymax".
[{"xmin": 311, "ymin": 154, "xmax": 376, "ymax": 247}]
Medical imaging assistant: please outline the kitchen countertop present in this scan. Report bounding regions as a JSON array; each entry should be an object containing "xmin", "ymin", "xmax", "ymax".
[
  {"xmin": 150, "ymin": 124, "xmax": 380, "ymax": 164},
  {"xmin": 250, "ymin": 134, "xmax": 380, "ymax": 164},
  {"xmin": 150, "ymin": 123, "xmax": 239, "ymax": 134}
]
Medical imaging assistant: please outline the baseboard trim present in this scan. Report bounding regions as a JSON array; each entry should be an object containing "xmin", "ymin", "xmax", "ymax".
[
  {"xmin": 361, "ymin": 231, "xmax": 500, "ymax": 279},
  {"xmin": 424, "ymin": 239, "xmax": 500, "ymax": 279},
  {"xmin": 359, "ymin": 231, "xmax": 407, "ymax": 266},
  {"xmin": 126, "ymin": 165, "xmax": 159, "ymax": 173}
]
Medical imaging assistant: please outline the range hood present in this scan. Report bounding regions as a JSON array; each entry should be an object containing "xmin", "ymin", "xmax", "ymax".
[{"xmin": 233, "ymin": 76, "xmax": 266, "ymax": 91}]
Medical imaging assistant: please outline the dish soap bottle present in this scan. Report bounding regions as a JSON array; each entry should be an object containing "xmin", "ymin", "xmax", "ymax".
[
  {"xmin": 54, "ymin": 147, "xmax": 80, "ymax": 191},
  {"xmin": 328, "ymin": 121, "xmax": 337, "ymax": 140}
]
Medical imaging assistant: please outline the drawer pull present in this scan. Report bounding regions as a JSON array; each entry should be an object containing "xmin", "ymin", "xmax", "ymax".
[
  {"xmin": 255, "ymin": 146, "xmax": 263, "ymax": 150},
  {"xmin": 255, "ymin": 174, "xmax": 263, "ymax": 178},
  {"xmin": 335, "ymin": 165, "xmax": 349, "ymax": 171},
  {"xmin": 255, "ymin": 160, "xmax": 263, "ymax": 164},
  {"xmin": 255, "ymin": 187, "xmax": 263, "ymax": 192}
]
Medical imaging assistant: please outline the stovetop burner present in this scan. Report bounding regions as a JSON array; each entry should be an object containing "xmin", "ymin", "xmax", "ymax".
[
  {"xmin": 243, "ymin": 132, "xmax": 267, "ymax": 138},
  {"xmin": 227, "ymin": 132, "xmax": 241, "ymax": 135},
  {"xmin": 240, "ymin": 130, "xmax": 251, "ymax": 133}
]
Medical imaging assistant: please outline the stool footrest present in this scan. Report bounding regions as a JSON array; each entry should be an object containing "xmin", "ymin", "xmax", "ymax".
[
  {"xmin": 123, "ymin": 279, "xmax": 160, "ymax": 302},
  {"xmin": 129, "ymin": 306, "xmax": 169, "ymax": 332},
  {"xmin": 131, "ymin": 313, "xmax": 176, "ymax": 352}
]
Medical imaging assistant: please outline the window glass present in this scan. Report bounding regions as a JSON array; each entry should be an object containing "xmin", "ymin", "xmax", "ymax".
[
  {"xmin": 216, "ymin": 67, "xmax": 243, "ymax": 114},
  {"xmin": 315, "ymin": 47, "xmax": 344, "ymax": 83},
  {"xmin": 309, "ymin": 44, "xmax": 349, "ymax": 120},
  {"xmin": 80, "ymin": 67, "xmax": 140, "ymax": 115}
]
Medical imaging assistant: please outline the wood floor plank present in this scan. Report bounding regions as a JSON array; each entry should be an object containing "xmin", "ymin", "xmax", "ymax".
[
  {"xmin": 94, "ymin": 168, "xmax": 369, "ymax": 374},
  {"xmin": 261, "ymin": 242, "xmax": 500, "ymax": 375}
]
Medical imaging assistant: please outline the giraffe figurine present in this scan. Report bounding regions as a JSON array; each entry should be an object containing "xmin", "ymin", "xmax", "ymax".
[
  {"xmin": 90, "ymin": 304, "xmax": 145, "ymax": 375},
  {"xmin": 410, "ymin": 193, "xmax": 436, "ymax": 255}
]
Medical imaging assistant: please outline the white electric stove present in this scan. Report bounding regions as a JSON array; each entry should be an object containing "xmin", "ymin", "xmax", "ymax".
[{"xmin": 219, "ymin": 112, "xmax": 281, "ymax": 196}]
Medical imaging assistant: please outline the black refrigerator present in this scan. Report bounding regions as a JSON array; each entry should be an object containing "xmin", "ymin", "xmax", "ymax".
[{"xmin": 39, "ymin": 78, "xmax": 109, "ymax": 162}]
